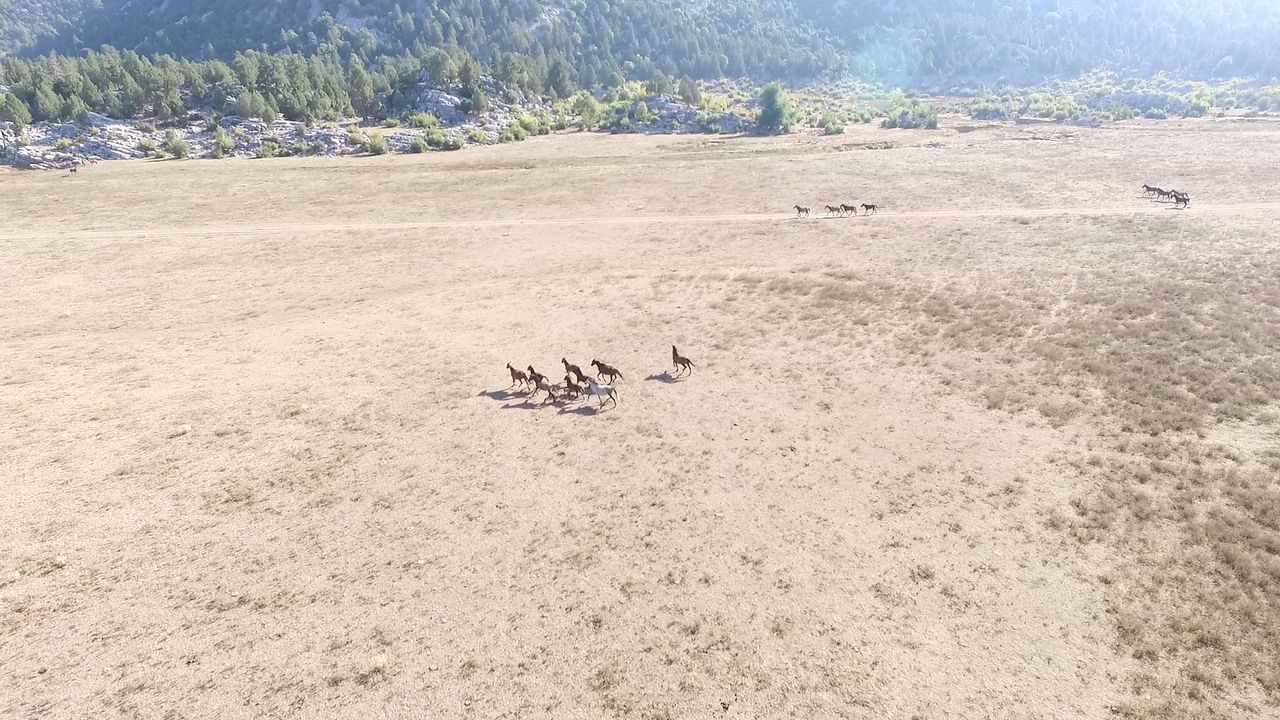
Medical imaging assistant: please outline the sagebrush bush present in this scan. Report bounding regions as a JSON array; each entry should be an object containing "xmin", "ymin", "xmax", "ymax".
[
  {"xmin": 500, "ymin": 124, "xmax": 528, "ymax": 142},
  {"xmin": 407, "ymin": 112, "xmax": 440, "ymax": 129},
  {"xmin": 362, "ymin": 133, "xmax": 389, "ymax": 155}
]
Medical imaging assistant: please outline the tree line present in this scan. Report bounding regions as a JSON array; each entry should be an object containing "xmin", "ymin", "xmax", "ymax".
[
  {"xmin": 3, "ymin": 0, "xmax": 1279, "ymax": 131},
  {"xmin": 4, "ymin": 0, "xmax": 1278, "ymax": 85}
]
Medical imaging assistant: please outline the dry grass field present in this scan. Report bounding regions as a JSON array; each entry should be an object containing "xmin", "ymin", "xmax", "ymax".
[{"xmin": 2, "ymin": 118, "xmax": 1279, "ymax": 719}]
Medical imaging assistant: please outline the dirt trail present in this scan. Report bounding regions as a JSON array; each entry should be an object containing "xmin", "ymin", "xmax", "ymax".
[{"xmin": 1, "ymin": 202, "xmax": 1273, "ymax": 242}]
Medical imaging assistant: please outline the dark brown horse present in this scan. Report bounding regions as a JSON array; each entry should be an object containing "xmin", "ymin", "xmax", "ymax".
[
  {"xmin": 672, "ymin": 345, "xmax": 695, "ymax": 375},
  {"xmin": 562, "ymin": 358, "xmax": 588, "ymax": 383}
]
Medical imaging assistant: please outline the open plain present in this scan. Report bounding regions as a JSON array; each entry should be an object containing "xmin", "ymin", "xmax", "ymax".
[{"xmin": 2, "ymin": 119, "xmax": 1279, "ymax": 719}]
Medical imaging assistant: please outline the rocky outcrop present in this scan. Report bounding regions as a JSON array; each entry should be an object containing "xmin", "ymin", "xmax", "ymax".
[{"xmin": 1, "ymin": 78, "xmax": 757, "ymax": 169}]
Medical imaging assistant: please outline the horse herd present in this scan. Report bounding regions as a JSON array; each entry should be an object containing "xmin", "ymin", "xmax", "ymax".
[
  {"xmin": 503, "ymin": 346, "xmax": 695, "ymax": 409},
  {"xmin": 1142, "ymin": 184, "xmax": 1191, "ymax": 208},
  {"xmin": 794, "ymin": 202, "xmax": 878, "ymax": 217}
]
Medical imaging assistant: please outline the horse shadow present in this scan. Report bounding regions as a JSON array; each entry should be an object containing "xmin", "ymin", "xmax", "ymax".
[
  {"xmin": 558, "ymin": 405, "xmax": 599, "ymax": 416},
  {"xmin": 645, "ymin": 372, "xmax": 684, "ymax": 384},
  {"xmin": 479, "ymin": 388, "xmax": 527, "ymax": 402},
  {"xmin": 500, "ymin": 401, "xmax": 547, "ymax": 411}
]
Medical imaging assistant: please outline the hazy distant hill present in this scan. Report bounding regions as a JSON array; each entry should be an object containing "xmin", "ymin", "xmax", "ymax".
[{"xmin": 3, "ymin": 0, "xmax": 1278, "ymax": 83}]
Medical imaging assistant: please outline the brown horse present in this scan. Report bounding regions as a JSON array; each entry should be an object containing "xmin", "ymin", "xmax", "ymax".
[
  {"xmin": 562, "ymin": 358, "xmax": 588, "ymax": 383},
  {"xmin": 591, "ymin": 359, "xmax": 623, "ymax": 383},
  {"xmin": 672, "ymin": 345, "xmax": 695, "ymax": 375},
  {"xmin": 506, "ymin": 363, "xmax": 530, "ymax": 390},
  {"xmin": 527, "ymin": 366, "xmax": 549, "ymax": 388}
]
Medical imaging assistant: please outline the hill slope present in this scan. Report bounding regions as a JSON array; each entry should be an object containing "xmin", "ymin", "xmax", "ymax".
[{"xmin": 3, "ymin": 0, "xmax": 1280, "ymax": 83}]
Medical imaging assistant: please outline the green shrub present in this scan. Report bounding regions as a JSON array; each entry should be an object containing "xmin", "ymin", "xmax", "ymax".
[
  {"xmin": 500, "ymin": 124, "xmax": 528, "ymax": 142},
  {"xmin": 55, "ymin": 138, "xmax": 74, "ymax": 150},
  {"xmin": 213, "ymin": 126, "xmax": 235, "ymax": 156},
  {"xmin": 362, "ymin": 133, "xmax": 389, "ymax": 155},
  {"xmin": 458, "ymin": 88, "xmax": 489, "ymax": 115},
  {"xmin": 383, "ymin": 118, "xmax": 400, "ymax": 128},
  {"xmin": 468, "ymin": 129, "xmax": 488, "ymax": 144},
  {"xmin": 407, "ymin": 112, "xmax": 440, "ymax": 129},
  {"xmin": 137, "ymin": 138, "xmax": 157, "ymax": 153},
  {"xmin": 817, "ymin": 114, "xmax": 844, "ymax": 135},
  {"xmin": 571, "ymin": 92, "xmax": 602, "ymax": 129},
  {"xmin": 696, "ymin": 111, "xmax": 721, "ymax": 132},
  {"xmin": 425, "ymin": 129, "xmax": 446, "ymax": 147},
  {"xmin": 347, "ymin": 126, "xmax": 367, "ymax": 146},
  {"xmin": 138, "ymin": 122, "xmax": 157, "ymax": 133},
  {"xmin": 1184, "ymin": 100, "xmax": 1210, "ymax": 117},
  {"xmin": 255, "ymin": 140, "xmax": 279, "ymax": 158},
  {"xmin": 291, "ymin": 141, "xmax": 311, "ymax": 155},
  {"xmin": 517, "ymin": 114, "xmax": 542, "ymax": 134},
  {"xmin": 882, "ymin": 102, "xmax": 938, "ymax": 129},
  {"xmin": 408, "ymin": 137, "xmax": 429, "ymax": 153},
  {"xmin": 1144, "ymin": 107, "xmax": 1169, "ymax": 119}
]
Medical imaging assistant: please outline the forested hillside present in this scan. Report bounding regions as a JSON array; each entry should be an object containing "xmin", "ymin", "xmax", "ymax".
[{"xmin": 3, "ymin": 0, "xmax": 1279, "ymax": 84}]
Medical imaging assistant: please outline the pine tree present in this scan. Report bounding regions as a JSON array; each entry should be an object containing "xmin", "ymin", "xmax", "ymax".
[
  {"xmin": 545, "ymin": 55, "xmax": 576, "ymax": 99},
  {"xmin": 756, "ymin": 82, "xmax": 794, "ymax": 135},
  {"xmin": 0, "ymin": 94, "xmax": 34, "ymax": 129},
  {"xmin": 646, "ymin": 71, "xmax": 673, "ymax": 96},
  {"xmin": 677, "ymin": 76, "xmax": 701, "ymax": 106}
]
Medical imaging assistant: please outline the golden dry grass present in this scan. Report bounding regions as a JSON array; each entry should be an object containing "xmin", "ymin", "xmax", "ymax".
[{"xmin": 2, "ymin": 119, "xmax": 1279, "ymax": 718}]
